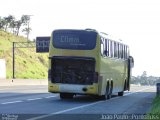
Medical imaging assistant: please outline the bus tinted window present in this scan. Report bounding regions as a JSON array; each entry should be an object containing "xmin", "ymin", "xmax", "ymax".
[
  {"xmin": 110, "ymin": 41, "xmax": 113, "ymax": 57},
  {"xmin": 114, "ymin": 42, "xmax": 118, "ymax": 58},
  {"xmin": 52, "ymin": 30, "xmax": 97, "ymax": 50},
  {"xmin": 101, "ymin": 37, "xmax": 105, "ymax": 55}
]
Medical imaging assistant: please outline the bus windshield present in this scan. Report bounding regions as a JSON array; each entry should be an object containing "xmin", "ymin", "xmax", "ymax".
[{"xmin": 52, "ymin": 30, "xmax": 97, "ymax": 50}]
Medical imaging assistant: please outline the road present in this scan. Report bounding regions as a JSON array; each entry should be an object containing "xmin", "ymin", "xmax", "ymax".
[{"xmin": 0, "ymin": 85, "xmax": 156, "ymax": 120}]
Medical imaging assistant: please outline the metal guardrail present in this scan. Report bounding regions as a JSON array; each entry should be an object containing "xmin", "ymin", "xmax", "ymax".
[{"xmin": 13, "ymin": 42, "xmax": 35, "ymax": 48}]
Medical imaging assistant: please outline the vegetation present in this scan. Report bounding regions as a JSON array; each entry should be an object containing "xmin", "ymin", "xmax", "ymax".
[
  {"xmin": 132, "ymin": 72, "xmax": 160, "ymax": 117},
  {"xmin": 0, "ymin": 30, "xmax": 48, "ymax": 79},
  {"xmin": 150, "ymin": 95, "xmax": 160, "ymax": 114},
  {"xmin": 131, "ymin": 71, "xmax": 160, "ymax": 86},
  {"xmin": 148, "ymin": 96, "xmax": 160, "ymax": 119},
  {"xmin": 0, "ymin": 15, "xmax": 32, "ymax": 39}
]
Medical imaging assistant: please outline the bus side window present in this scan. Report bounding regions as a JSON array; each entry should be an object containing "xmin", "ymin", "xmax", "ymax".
[
  {"xmin": 112, "ymin": 41, "xmax": 114, "ymax": 58},
  {"xmin": 126, "ymin": 46, "xmax": 129, "ymax": 58},
  {"xmin": 107, "ymin": 39, "xmax": 110, "ymax": 56},
  {"xmin": 124, "ymin": 45, "xmax": 127, "ymax": 59},
  {"xmin": 121, "ymin": 44, "xmax": 123, "ymax": 59},
  {"xmin": 120, "ymin": 44, "xmax": 122, "ymax": 59},
  {"xmin": 108, "ymin": 40, "xmax": 110, "ymax": 57},
  {"xmin": 104, "ymin": 39, "xmax": 107, "ymax": 56},
  {"xmin": 114, "ymin": 42, "xmax": 117, "ymax": 58},
  {"xmin": 123, "ymin": 45, "xmax": 126, "ymax": 59},
  {"xmin": 110, "ymin": 41, "xmax": 113, "ymax": 58},
  {"xmin": 118, "ymin": 43, "xmax": 120, "ymax": 59},
  {"xmin": 101, "ymin": 37, "xmax": 105, "ymax": 56},
  {"xmin": 118, "ymin": 43, "xmax": 122, "ymax": 59},
  {"xmin": 103, "ymin": 39, "xmax": 109, "ymax": 57}
]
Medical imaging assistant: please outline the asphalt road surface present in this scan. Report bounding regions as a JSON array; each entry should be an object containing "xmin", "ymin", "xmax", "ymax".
[{"xmin": 0, "ymin": 85, "xmax": 156, "ymax": 120}]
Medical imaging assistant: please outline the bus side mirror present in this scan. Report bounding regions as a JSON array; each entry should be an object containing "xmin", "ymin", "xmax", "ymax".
[{"xmin": 129, "ymin": 56, "xmax": 134, "ymax": 68}]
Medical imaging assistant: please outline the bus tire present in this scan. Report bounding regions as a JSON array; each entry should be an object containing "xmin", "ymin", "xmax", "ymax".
[
  {"xmin": 118, "ymin": 80, "xmax": 125, "ymax": 96},
  {"xmin": 118, "ymin": 91, "xmax": 124, "ymax": 96},
  {"xmin": 124, "ymin": 80, "xmax": 127, "ymax": 91},
  {"xmin": 60, "ymin": 93, "xmax": 74, "ymax": 99},
  {"xmin": 107, "ymin": 81, "xmax": 113, "ymax": 99},
  {"xmin": 101, "ymin": 81, "xmax": 111, "ymax": 100}
]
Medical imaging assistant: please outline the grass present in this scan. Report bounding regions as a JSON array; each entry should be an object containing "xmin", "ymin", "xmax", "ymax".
[
  {"xmin": 146, "ymin": 95, "xmax": 160, "ymax": 120},
  {"xmin": 149, "ymin": 95, "xmax": 160, "ymax": 114},
  {"xmin": 0, "ymin": 30, "xmax": 48, "ymax": 79}
]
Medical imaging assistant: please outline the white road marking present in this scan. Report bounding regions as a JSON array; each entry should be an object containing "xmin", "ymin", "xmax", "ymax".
[
  {"xmin": 1, "ymin": 101, "xmax": 23, "ymax": 105},
  {"xmin": 27, "ymin": 101, "xmax": 104, "ymax": 120},
  {"xmin": 0, "ymin": 87, "xmax": 47, "ymax": 92},
  {"xmin": 27, "ymin": 98, "xmax": 43, "ymax": 101},
  {"xmin": 45, "ymin": 96, "xmax": 57, "ymax": 98},
  {"xmin": 26, "ymin": 87, "xmax": 154, "ymax": 120},
  {"xmin": 0, "ymin": 95, "xmax": 58, "ymax": 105}
]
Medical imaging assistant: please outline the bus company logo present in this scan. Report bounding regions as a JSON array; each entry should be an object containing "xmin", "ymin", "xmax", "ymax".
[
  {"xmin": 1, "ymin": 114, "xmax": 18, "ymax": 120},
  {"xmin": 59, "ymin": 35, "xmax": 80, "ymax": 44}
]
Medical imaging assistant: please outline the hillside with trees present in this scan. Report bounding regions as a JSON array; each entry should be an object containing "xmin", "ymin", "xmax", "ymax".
[
  {"xmin": 0, "ymin": 15, "xmax": 32, "ymax": 39},
  {"xmin": 0, "ymin": 15, "xmax": 48, "ymax": 79}
]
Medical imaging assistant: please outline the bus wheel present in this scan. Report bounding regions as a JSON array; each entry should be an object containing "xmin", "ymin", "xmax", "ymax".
[
  {"xmin": 101, "ymin": 81, "xmax": 111, "ymax": 100},
  {"xmin": 118, "ymin": 91, "xmax": 124, "ymax": 96},
  {"xmin": 60, "ymin": 93, "xmax": 74, "ymax": 99},
  {"xmin": 107, "ymin": 81, "xmax": 113, "ymax": 99},
  {"xmin": 118, "ymin": 80, "xmax": 126, "ymax": 96},
  {"xmin": 124, "ymin": 80, "xmax": 127, "ymax": 91}
]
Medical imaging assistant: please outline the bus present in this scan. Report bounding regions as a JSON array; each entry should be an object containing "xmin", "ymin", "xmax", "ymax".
[{"xmin": 48, "ymin": 29, "xmax": 134, "ymax": 99}]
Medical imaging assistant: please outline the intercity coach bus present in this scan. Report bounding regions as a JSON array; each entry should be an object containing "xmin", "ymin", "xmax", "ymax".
[{"xmin": 48, "ymin": 29, "xmax": 134, "ymax": 99}]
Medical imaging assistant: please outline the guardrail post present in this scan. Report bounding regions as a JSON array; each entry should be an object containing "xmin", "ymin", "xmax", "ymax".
[{"xmin": 157, "ymin": 83, "xmax": 160, "ymax": 96}]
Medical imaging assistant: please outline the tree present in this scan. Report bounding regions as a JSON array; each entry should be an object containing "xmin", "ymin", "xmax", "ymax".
[
  {"xmin": 9, "ymin": 15, "xmax": 16, "ymax": 33},
  {"xmin": 140, "ymin": 71, "xmax": 148, "ymax": 85},
  {"xmin": 21, "ymin": 15, "xmax": 30, "ymax": 25},
  {"xmin": 0, "ymin": 15, "xmax": 32, "ymax": 38},
  {"xmin": 142, "ymin": 71, "xmax": 147, "ymax": 77},
  {"xmin": 15, "ymin": 20, "xmax": 22, "ymax": 36},
  {"xmin": 21, "ymin": 15, "xmax": 31, "ymax": 40},
  {"xmin": 22, "ymin": 27, "xmax": 32, "ymax": 38},
  {"xmin": 9, "ymin": 20, "xmax": 16, "ymax": 33},
  {"xmin": 4, "ymin": 15, "xmax": 15, "ymax": 32},
  {"xmin": 0, "ymin": 17, "xmax": 6, "ymax": 30}
]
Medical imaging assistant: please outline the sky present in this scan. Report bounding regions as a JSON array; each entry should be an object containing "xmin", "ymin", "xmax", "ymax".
[{"xmin": 0, "ymin": 0, "xmax": 160, "ymax": 77}]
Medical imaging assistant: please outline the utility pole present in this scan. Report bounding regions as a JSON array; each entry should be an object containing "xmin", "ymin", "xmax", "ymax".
[
  {"xmin": 12, "ymin": 42, "xmax": 15, "ymax": 79},
  {"xmin": 27, "ymin": 15, "xmax": 33, "ymax": 41}
]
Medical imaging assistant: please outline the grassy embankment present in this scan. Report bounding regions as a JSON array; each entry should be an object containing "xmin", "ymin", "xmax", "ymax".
[
  {"xmin": 149, "ymin": 95, "xmax": 160, "ymax": 115},
  {"xmin": 0, "ymin": 30, "xmax": 48, "ymax": 79}
]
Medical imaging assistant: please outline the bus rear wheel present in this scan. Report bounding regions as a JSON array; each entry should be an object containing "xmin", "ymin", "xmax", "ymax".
[
  {"xmin": 118, "ymin": 91, "xmax": 124, "ymax": 96},
  {"xmin": 101, "ymin": 81, "xmax": 113, "ymax": 100},
  {"xmin": 118, "ymin": 80, "xmax": 126, "ymax": 96},
  {"xmin": 60, "ymin": 93, "xmax": 74, "ymax": 99}
]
